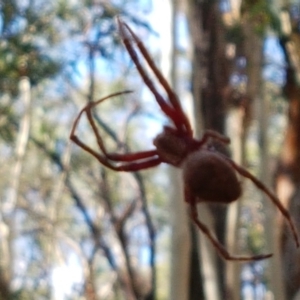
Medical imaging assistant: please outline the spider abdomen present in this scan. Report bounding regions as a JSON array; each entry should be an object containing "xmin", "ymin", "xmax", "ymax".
[{"xmin": 182, "ymin": 150, "xmax": 241, "ymax": 203}]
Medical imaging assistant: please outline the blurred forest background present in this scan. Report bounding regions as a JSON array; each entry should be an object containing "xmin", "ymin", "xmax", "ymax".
[{"xmin": 1, "ymin": 0, "xmax": 300, "ymax": 299}]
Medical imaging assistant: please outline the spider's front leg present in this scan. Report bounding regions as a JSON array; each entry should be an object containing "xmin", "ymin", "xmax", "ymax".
[
  {"xmin": 70, "ymin": 92, "xmax": 161, "ymax": 172},
  {"xmin": 117, "ymin": 17, "xmax": 192, "ymax": 136},
  {"xmin": 185, "ymin": 188, "xmax": 273, "ymax": 261},
  {"xmin": 198, "ymin": 130, "xmax": 231, "ymax": 147}
]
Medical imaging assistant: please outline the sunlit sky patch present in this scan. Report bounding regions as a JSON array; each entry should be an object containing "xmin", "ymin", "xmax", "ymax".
[{"xmin": 263, "ymin": 35, "xmax": 286, "ymax": 85}]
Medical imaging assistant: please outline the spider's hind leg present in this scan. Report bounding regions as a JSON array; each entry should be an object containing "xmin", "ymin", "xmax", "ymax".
[
  {"xmin": 225, "ymin": 157, "xmax": 300, "ymax": 248},
  {"xmin": 190, "ymin": 208, "xmax": 273, "ymax": 261},
  {"xmin": 185, "ymin": 189, "xmax": 273, "ymax": 261}
]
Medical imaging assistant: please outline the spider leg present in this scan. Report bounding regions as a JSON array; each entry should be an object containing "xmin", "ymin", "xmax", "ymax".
[
  {"xmin": 84, "ymin": 94, "xmax": 159, "ymax": 161},
  {"xmin": 120, "ymin": 20, "xmax": 178, "ymax": 109},
  {"xmin": 185, "ymin": 188, "xmax": 273, "ymax": 261},
  {"xmin": 198, "ymin": 130, "xmax": 231, "ymax": 146},
  {"xmin": 71, "ymin": 135, "xmax": 161, "ymax": 171},
  {"xmin": 70, "ymin": 91, "xmax": 161, "ymax": 171},
  {"xmin": 70, "ymin": 91, "xmax": 132, "ymax": 152},
  {"xmin": 120, "ymin": 19, "xmax": 192, "ymax": 135},
  {"xmin": 225, "ymin": 158, "xmax": 300, "ymax": 248},
  {"xmin": 117, "ymin": 17, "xmax": 192, "ymax": 136}
]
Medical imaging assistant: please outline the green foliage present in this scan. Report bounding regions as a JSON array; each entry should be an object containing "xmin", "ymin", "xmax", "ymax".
[
  {"xmin": 0, "ymin": 102, "xmax": 17, "ymax": 142},
  {"xmin": 225, "ymin": 24, "xmax": 244, "ymax": 44},
  {"xmin": 0, "ymin": 1, "xmax": 63, "ymax": 96},
  {"xmin": 0, "ymin": 39, "xmax": 61, "ymax": 92},
  {"xmin": 242, "ymin": 0, "xmax": 281, "ymax": 36},
  {"xmin": 246, "ymin": 223, "xmax": 268, "ymax": 254}
]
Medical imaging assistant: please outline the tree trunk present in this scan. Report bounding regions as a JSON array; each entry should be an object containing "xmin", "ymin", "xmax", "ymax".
[
  {"xmin": 243, "ymin": 16, "xmax": 286, "ymax": 300},
  {"xmin": 4, "ymin": 77, "xmax": 31, "ymax": 293},
  {"xmin": 275, "ymin": 13, "xmax": 300, "ymax": 300},
  {"xmin": 168, "ymin": 1, "xmax": 192, "ymax": 299},
  {"xmin": 186, "ymin": 1, "xmax": 231, "ymax": 298},
  {"xmin": 275, "ymin": 67, "xmax": 300, "ymax": 300}
]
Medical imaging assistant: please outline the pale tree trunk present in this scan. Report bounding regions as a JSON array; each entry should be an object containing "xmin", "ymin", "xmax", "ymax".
[
  {"xmin": 224, "ymin": 2, "xmax": 286, "ymax": 298},
  {"xmin": 242, "ymin": 10, "xmax": 288, "ymax": 296},
  {"xmin": 225, "ymin": 108, "xmax": 243, "ymax": 300},
  {"xmin": 7, "ymin": 77, "xmax": 31, "ymax": 212},
  {"xmin": 260, "ymin": 82, "xmax": 285, "ymax": 300},
  {"xmin": 242, "ymin": 18, "xmax": 286, "ymax": 300},
  {"xmin": 222, "ymin": 3, "xmax": 270, "ymax": 299},
  {"xmin": 196, "ymin": 205, "xmax": 221, "ymax": 300},
  {"xmin": 2, "ymin": 77, "xmax": 31, "ymax": 295},
  {"xmin": 169, "ymin": 170, "xmax": 191, "ymax": 300},
  {"xmin": 168, "ymin": 1, "xmax": 191, "ymax": 299},
  {"xmin": 222, "ymin": 3, "xmax": 243, "ymax": 299}
]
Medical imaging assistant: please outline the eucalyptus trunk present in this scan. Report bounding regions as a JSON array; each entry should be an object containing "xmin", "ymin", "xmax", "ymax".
[
  {"xmin": 169, "ymin": 1, "xmax": 191, "ymax": 299},
  {"xmin": 275, "ymin": 9, "xmax": 300, "ymax": 299},
  {"xmin": 186, "ymin": 1, "xmax": 231, "ymax": 298}
]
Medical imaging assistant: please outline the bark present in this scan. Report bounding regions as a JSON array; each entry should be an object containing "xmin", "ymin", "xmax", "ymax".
[
  {"xmin": 275, "ymin": 13, "xmax": 300, "ymax": 300},
  {"xmin": 168, "ymin": 1, "xmax": 192, "ymax": 299},
  {"xmin": 241, "ymin": 12, "xmax": 288, "ymax": 299},
  {"xmin": 186, "ymin": 1, "xmax": 230, "ymax": 298},
  {"xmin": 275, "ymin": 67, "xmax": 300, "ymax": 300},
  {"xmin": 225, "ymin": 108, "xmax": 243, "ymax": 300}
]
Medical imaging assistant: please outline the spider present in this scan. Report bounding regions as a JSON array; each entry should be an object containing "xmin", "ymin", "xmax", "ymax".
[{"xmin": 70, "ymin": 17, "xmax": 299, "ymax": 261}]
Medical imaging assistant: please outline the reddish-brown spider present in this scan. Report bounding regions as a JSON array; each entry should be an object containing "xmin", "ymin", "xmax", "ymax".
[{"xmin": 70, "ymin": 17, "xmax": 299, "ymax": 261}]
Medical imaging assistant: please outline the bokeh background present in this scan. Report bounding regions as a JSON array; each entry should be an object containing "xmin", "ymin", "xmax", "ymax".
[{"xmin": 1, "ymin": 0, "xmax": 300, "ymax": 299}]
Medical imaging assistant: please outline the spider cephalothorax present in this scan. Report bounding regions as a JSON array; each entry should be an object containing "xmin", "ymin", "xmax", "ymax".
[
  {"xmin": 153, "ymin": 126, "xmax": 195, "ymax": 166},
  {"xmin": 70, "ymin": 17, "xmax": 299, "ymax": 261}
]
